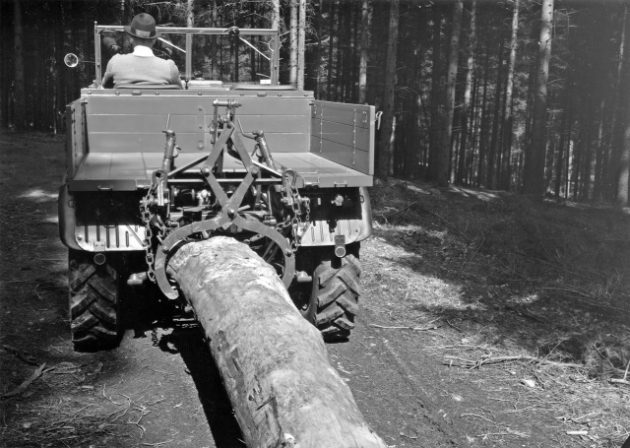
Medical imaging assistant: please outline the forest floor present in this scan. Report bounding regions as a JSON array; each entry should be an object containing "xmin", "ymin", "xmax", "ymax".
[{"xmin": 1, "ymin": 131, "xmax": 629, "ymax": 448}]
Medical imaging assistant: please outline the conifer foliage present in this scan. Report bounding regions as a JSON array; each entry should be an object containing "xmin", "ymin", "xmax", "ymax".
[{"xmin": 2, "ymin": 0, "xmax": 630, "ymax": 203}]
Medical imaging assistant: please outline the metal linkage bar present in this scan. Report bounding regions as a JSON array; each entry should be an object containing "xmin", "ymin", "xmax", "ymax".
[
  {"xmin": 93, "ymin": 23, "xmax": 280, "ymax": 86},
  {"xmin": 94, "ymin": 25, "xmax": 279, "ymax": 36}
]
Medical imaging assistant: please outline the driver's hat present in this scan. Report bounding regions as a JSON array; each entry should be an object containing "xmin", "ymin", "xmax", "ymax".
[{"xmin": 125, "ymin": 13, "xmax": 157, "ymax": 39}]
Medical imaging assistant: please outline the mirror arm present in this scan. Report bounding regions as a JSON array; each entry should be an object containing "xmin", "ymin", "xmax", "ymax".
[{"xmin": 158, "ymin": 37, "xmax": 187, "ymax": 54}]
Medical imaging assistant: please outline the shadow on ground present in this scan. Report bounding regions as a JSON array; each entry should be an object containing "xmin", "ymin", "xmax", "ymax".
[
  {"xmin": 368, "ymin": 179, "xmax": 630, "ymax": 375},
  {"xmin": 157, "ymin": 329, "xmax": 245, "ymax": 448},
  {"xmin": 0, "ymin": 132, "xmax": 244, "ymax": 447}
]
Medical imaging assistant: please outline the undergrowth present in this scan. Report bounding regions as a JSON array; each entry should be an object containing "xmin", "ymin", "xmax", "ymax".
[
  {"xmin": 369, "ymin": 178, "xmax": 630, "ymax": 376},
  {"xmin": 364, "ymin": 178, "xmax": 630, "ymax": 446}
]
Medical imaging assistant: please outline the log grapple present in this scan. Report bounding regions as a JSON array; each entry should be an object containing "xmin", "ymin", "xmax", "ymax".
[{"xmin": 142, "ymin": 100, "xmax": 308, "ymax": 299}]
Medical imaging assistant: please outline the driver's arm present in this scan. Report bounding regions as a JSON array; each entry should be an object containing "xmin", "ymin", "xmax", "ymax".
[
  {"xmin": 102, "ymin": 55, "xmax": 118, "ymax": 88},
  {"xmin": 167, "ymin": 60, "xmax": 183, "ymax": 88}
]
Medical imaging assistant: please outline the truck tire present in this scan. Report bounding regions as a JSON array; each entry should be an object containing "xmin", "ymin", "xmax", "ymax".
[
  {"xmin": 68, "ymin": 250, "xmax": 121, "ymax": 351},
  {"xmin": 313, "ymin": 255, "xmax": 361, "ymax": 340}
]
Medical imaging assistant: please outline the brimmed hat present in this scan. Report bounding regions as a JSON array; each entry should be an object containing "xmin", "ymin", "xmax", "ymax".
[{"xmin": 125, "ymin": 13, "xmax": 157, "ymax": 39}]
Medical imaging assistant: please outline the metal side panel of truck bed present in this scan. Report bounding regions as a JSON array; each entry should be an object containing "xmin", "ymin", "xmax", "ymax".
[{"xmin": 65, "ymin": 89, "xmax": 374, "ymax": 191}]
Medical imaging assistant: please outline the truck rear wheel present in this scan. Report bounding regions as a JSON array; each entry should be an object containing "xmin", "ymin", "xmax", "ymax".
[
  {"xmin": 68, "ymin": 250, "xmax": 121, "ymax": 351},
  {"xmin": 313, "ymin": 255, "xmax": 361, "ymax": 341}
]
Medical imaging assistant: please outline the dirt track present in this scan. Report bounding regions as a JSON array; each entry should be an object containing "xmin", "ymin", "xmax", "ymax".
[
  {"xmin": 2, "ymin": 132, "xmax": 629, "ymax": 448},
  {"xmin": 0, "ymin": 132, "xmax": 456, "ymax": 448}
]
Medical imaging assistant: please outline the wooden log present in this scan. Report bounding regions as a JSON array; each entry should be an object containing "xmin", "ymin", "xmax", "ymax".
[{"xmin": 168, "ymin": 236, "xmax": 387, "ymax": 448}]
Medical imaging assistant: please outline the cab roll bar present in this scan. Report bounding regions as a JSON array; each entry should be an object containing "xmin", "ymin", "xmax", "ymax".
[{"xmin": 93, "ymin": 23, "xmax": 281, "ymax": 86}]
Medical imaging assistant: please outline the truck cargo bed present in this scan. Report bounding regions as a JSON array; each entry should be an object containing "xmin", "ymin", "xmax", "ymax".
[
  {"xmin": 68, "ymin": 151, "xmax": 371, "ymax": 191},
  {"xmin": 65, "ymin": 89, "xmax": 374, "ymax": 190}
]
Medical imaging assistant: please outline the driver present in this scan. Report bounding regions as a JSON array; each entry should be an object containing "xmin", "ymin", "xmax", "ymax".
[{"xmin": 102, "ymin": 13, "xmax": 181, "ymax": 88}]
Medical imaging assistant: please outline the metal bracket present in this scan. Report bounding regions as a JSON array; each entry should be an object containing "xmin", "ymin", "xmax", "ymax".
[{"xmin": 151, "ymin": 100, "xmax": 296, "ymax": 300}]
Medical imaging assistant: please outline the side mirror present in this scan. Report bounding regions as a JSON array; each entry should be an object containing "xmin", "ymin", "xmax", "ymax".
[
  {"xmin": 64, "ymin": 53, "xmax": 79, "ymax": 68},
  {"xmin": 64, "ymin": 53, "xmax": 96, "ymax": 68}
]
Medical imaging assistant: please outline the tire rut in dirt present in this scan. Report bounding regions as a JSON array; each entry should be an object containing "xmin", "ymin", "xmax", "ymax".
[
  {"xmin": 314, "ymin": 255, "xmax": 361, "ymax": 340},
  {"xmin": 69, "ymin": 250, "xmax": 121, "ymax": 351}
]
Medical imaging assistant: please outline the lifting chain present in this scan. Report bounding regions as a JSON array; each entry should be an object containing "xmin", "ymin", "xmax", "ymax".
[
  {"xmin": 139, "ymin": 188, "xmax": 158, "ymax": 283},
  {"xmin": 286, "ymin": 177, "xmax": 310, "ymax": 251},
  {"xmin": 139, "ymin": 185, "xmax": 169, "ymax": 284}
]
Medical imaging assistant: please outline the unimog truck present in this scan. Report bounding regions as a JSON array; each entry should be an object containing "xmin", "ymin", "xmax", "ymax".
[{"xmin": 58, "ymin": 20, "xmax": 375, "ymax": 351}]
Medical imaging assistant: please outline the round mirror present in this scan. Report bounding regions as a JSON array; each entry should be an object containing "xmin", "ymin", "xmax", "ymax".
[{"xmin": 64, "ymin": 53, "xmax": 79, "ymax": 68}]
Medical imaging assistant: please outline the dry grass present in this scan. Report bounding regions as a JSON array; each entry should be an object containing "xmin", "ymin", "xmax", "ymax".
[{"xmin": 362, "ymin": 178, "xmax": 630, "ymax": 447}]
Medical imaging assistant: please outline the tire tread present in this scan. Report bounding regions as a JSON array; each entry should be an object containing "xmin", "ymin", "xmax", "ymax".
[
  {"xmin": 314, "ymin": 255, "xmax": 361, "ymax": 340},
  {"xmin": 68, "ymin": 251, "xmax": 121, "ymax": 352}
]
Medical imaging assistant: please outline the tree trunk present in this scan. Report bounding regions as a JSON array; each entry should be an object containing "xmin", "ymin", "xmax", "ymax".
[
  {"xmin": 593, "ymin": 99, "xmax": 606, "ymax": 201},
  {"xmin": 577, "ymin": 102, "xmax": 595, "ymax": 200},
  {"xmin": 168, "ymin": 237, "xmax": 386, "ymax": 448},
  {"xmin": 289, "ymin": 0, "xmax": 298, "ymax": 86},
  {"xmin": 456, "ymin": 0, "xmax": 477, "ymax": 185},
  {"xmin": 0, "ymin": 1, "xmax": 5, "ymax": 127},
  {"xmin": 555, "ymin": 93, "xmax": 571, "ymax": 198},
  {"xmin": 608, "ymin": 5, "xmax": 628, "ymax": 200},
  {"xmin": 523, "ymin": 0, "xmax": 554, "ymax": 197},
  {"xmin": 487, "ymin": 35, "xmax": 505, "ymax": 189},
  {"xmin": 477, "ymin": 48, "xmax": 491, "ymax": 187},
  {"xmin": 618, "ymin": 98, "xmax": 630, "ymax": 204},
  {"xmin": 187, "ymin": 0, "xmax": 194, "ymax": 83},
  {"xmin": 429, "ymin": 6, "xmax": 443, "ymax": 182},
  {"xmin": 358, "ymin": 0, "xmax": 371, "ymax": 104},
  {"xmin": 467, "ymin": 74, "xmax": 479, "ymax": 184},
  {"xmin": 376, "ymin": 0, "xmax": 399, "ymax": 180},
  {"xmin": 12, "ymin": 0, "xmax": 26, "ymax": 130},
  {"xmin": 327, "ymin": 0, "xmax": 336, "ymax": 100},
  {"xmin": 297, "ymin": 0, "xmax": 306, "ymax": 91},
  {"xmin": 335, "ymin": 5, "xmax": 346, "ymax": 100},
  {"xmin": 438, "ymin": 0, "xmax": 463, "ymax": 187},
  {"xmin": 349, "ymin": 4, "xmax": 359, "ymax": 102},
  {"xmin": 310, "ymin": 0, "xmax": 323, "ymax": 95},
  {"xmin": 53, "ymin": 0, "xmax": 66, "ymax": 134},
  {"xmin": 500, "ymin": 0, "xmax": 520, "ymax": 190}
]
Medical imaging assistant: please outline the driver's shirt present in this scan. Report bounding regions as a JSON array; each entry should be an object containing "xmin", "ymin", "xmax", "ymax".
[{"xmin": 102, "ymin": 45, "xmax": 181, "ymax": 88}]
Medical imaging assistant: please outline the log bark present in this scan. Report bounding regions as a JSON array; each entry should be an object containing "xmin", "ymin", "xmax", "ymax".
[{"xmin": 168, "ymin": 237, "xmax": 386, "ymax": 448}]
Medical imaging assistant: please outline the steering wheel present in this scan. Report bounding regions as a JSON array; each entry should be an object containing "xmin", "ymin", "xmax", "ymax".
[{"xmin": 154, "ymin": 46, "xmax": 173, "ymax": 60}]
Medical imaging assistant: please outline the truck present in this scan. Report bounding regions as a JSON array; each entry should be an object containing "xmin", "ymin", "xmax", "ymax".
[{"xmin": 58, "ymin": 17, "xmax": 375, "ymax": 351}]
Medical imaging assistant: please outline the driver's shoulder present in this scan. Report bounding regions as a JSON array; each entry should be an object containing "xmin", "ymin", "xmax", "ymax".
[
  {"xmin": 153, "ymin": 55, "xmax": 175, "ymax": 65},
  {"xmin": 108, "ymin": 53, "xmax": 131, "ymax": 66}
]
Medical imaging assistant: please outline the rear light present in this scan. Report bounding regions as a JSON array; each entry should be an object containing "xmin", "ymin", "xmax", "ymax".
[
  {"xmin": 93, "ymin": 253, "xmax": 106, "ymax": 265},
  {"xmin": 334, "ymin": 235, "xmax": 346, "ymax": 258}
]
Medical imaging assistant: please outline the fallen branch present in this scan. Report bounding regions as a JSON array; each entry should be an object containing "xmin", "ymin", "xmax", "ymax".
[
  {"xmin": 460, "ymin": 412, "xmax": 495, "ymax": 424},
  {"xmin": 2, "ymin": 344, "xmax": 39, "ymax": 366},
  {"xmin": 478, "ymin": 428, "xmax": 530, "ymax": 438},
  {"xmin": 566, "ymin": 430, "xmax": 588, "ymax": 436},
  {"xmin": 369, "ymin": 320, "xmax": 440, "ymax": 332},
  {"xmin": 1, "ymin": 363, "xmax": 50, "ymax": 399},
  {"xmin": 107, "ymin": 393, "xmax": 132, "ymax": 422},
  {"xmin": 141, "ymin": 440, "xmax": 173, "ymax": 447},
  {"xmin": 609, "ymin": 378, "xmax": 630, "ymax": 386},
  {"xmin": 128, "ymin": 405, "xmax": 149, "ymax": 437},
  {"xmin": 443, "ymin": 354, "xmax": 583, "ymax": 370}
]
